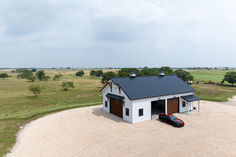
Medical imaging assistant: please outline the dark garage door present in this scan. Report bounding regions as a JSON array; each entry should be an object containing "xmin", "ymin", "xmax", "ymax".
[
  {"xmin": 167, "ymin": 98, "xmax": 179, "ymax": 114},
  {"xmin": 110, "ymin": 98, "xmax": 123, "ymax": 118}
]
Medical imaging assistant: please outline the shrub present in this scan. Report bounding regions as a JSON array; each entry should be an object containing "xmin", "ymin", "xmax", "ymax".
[
  {"xmin": 17, "ymin": 69, "xmax": 32, "ymax": 79},
  {"xmin": 15, "ymin": 68, "xmax": 28, "ymax": 73},
  {"xmin": 42, "ymin": 75, "xmax": 50, "ymax": 81},
  {"xmin": 53, "ymin": 73, "xmax": 63, "ymax": 81},
  {"xmin": 28, "ymin": 85, "xmax": 41, "ymax": 97},
  {"xmin": 0, "ymin": 73, "xmax": 8, "ymax": 80},
  {"xmin": 36, "ymin": 70, "xmax": 46, "ymax": 81},
  {"xmin": 158, "ymin": 66, "xmax": 173, "ymax": 75},
  {"xmin": 95, "ymin": 70, "xmax": 103, "ymax": 77},
  {"xmin": 75, "ymin": 71, "xmax": 84, "ymax": 77},
  {"xmin": 61, "ymin": 81, "xmax": 74, "ymax": 91},
  {"xmin": 117, "ymin": 68, "xmax": 140, "ymax": 77},
  {"xmin": 31, "ymin": 68, "xmax": 37, "ymax": 72},
  {"xmin": 224, "ymin": 71, "xmax": 236, "ymax": 85},
  {"xmin": 36, "ymin": 70, "xmax": 50, "ymax": 81},
  {"xmin": 90, "ymin": 70, "xmax": 96, "ymax": 76},
  {"xmin": 26, "ymin": 74, "xmax": 36, "ymax": 82},
  {"xmin": 141, "ymin": 67, "xmax": 158, "ymax": 76},
  {"xmin": 90, "ymin": 70, "xmax": 103, "ymax": 77}
]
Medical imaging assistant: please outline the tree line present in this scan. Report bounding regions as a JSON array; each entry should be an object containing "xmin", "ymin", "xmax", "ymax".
[{"xmin": 100, "ymin": 67, "xmax": 194, "ymax": 84}]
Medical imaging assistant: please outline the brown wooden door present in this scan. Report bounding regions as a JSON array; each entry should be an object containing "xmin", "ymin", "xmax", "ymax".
[
  {"xmin": 167, "ymin": 98, "xmax": 179, "ymax": 114},
  {"xmin": 110, "ymin": 98, "xmax": 123, "ymax": 118}
]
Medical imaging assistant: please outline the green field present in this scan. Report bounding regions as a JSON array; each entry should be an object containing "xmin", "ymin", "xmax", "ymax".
[
  {"xmin": 188, "ymin": 70, "xmax": 227, "ymax": 83},
  {"xmin": 0, "ymin": 70, "xmax": 102, "ymax": 157},
  {"xmin": 1, "ymin": 69, "xmax": 236, "ymax": 157}
]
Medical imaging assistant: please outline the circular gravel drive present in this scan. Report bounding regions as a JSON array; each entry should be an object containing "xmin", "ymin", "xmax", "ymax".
[{"xmin": 7, "ymin": 101, "xmax": 236, "ymax": 157}]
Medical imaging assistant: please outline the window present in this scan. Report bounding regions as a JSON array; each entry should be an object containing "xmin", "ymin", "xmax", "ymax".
[
  {"xmin": 182, "ymin": 101, "xmax": 186, "ymax": 107},
  {"xmin": 105, "ymin": 101, "xmax": 108, "ymax": 107},
  {"xmin": 125, "ymin": 108, "xmax": 129, "ymax": 116},
  {"xmin": 139, "ymin": 108, "xmax": 143, "ymax": 117}
]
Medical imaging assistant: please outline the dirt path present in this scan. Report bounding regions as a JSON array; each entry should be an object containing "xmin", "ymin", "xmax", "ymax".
[{"xmin": 6, "ymin": 100, "xmax": 236, "ymax": 157}]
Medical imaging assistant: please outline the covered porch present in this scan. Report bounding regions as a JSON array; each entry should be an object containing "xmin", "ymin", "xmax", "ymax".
[{"xmin": 181, "ymin": 95, "xmax": 201, "ymax": 115}]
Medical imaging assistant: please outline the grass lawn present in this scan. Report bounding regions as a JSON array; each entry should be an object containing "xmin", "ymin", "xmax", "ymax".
[
  {"xmin": 192, "ymin": 84, "xmax": 236, "ymax": 102},
  {"xmin": 0, "ymin": 70, "xmax": 103, "ymax": 157}
]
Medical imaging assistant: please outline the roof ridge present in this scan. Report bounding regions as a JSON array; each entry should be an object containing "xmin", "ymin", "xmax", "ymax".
[{"xmin": 112, "ymin": 75, "xmax": 177, "ymax": 79}]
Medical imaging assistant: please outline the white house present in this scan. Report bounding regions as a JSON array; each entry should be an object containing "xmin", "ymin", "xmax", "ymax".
[{"xmin": 101, "ymin": 72, "xmax": 200, "ymax": 123}]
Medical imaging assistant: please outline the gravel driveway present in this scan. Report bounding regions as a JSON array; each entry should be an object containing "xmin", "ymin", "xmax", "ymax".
[{"xmin": 7, "ymin": 101, "xmax": 236, "ymax": 157}]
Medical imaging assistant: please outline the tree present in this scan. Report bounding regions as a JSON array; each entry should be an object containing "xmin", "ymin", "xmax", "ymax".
[
  {"xmin": 117, "ymin": 68, "xmax": 140, "ymax": 77},
  {"xmin": 90, "ymin": 70, "xmax": 96, "ymax": 76},
  {"xmin": 42, "ymin": 75, "xmax": 50, "ymax": 81},
  {"xmin": 95, "ymin": 70, "xmax": 103, "ymax": 77},
  {"xmin": 36, "ymin": 70, "xmax": 50, "ymax": 81},
  {"xmin": 224, "ymin": 72, "xmax": 236, "ymax": 85},
  {"xmin": 158, "ymin": 66, "xmax": 173, "ymax": 75},
  {"xmin": 90, "ymin": 70, "xmax": 103, "ymax": 77},
  {"xmin": 101, "ymin": 72, "xmax": 116, "ymax": 84},
  {"xmin": 53, "ymin": 73, "xmax": 63, "ymax": 81},
  {"xmin": 28, "ymin": 85, "xmax": 41, "ymax": 97},
  {"xmin": 141, "ymin": 67, "xmax": 158, "ymax": 76},
  {"xmin": 61, "ymin": 81, "xmax": 74, "ymax": 91},
  {"xmin": 17, "ymin": 69, "xmax": 32, "ymax": 79},
  {"xmin": 31, "ymin": 68, "xmax": 37, "ymax": 72},
  {"xmin": 16, "ymin": 68, "xmax": 28, "ymax": 73},
  {"xmin": 0, "ymin": 73, "xmax": 8, "ymax": 80},
  {"xmin": 26, "ymin": 73, "xmax": 36, "ymax": 82},
  {"xmin": 174, "ymin": 69, "xmax": 194, "ymax": 82},
  {"xmin": 36, "ymin": 70, "xmax": 46, "ymax": 81},
  {"xmin": 76, "ymin": 71, "xmax": 84, "ymax": 77}
]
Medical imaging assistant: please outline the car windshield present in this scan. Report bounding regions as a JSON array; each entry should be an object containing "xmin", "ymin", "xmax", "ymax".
[{"xmin": 169, "ymin": 116, "xmax": 177, "ymax": 120}]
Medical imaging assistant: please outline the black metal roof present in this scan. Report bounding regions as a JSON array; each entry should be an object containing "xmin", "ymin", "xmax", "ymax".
[
  {"xmin": 181, "ymin": 95, "xmax": 200, "ymax": 102},
  {"xmin": 106, "ymin": 93, "xmax": 125, "ymax": 101},
  {"xmin": 111, "ymin": 75, "xmax": 195, "ymax": 100}
]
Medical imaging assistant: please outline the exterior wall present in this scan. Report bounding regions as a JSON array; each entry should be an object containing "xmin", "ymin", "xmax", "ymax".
[
  {"xmin": 132, "ymin": 100, "xmax": 151, "ymax": 123},
  {"xmin": 179, "ymin": 98, "xmax": 193, "ymax": 113},
  {"xmin": 131, "ymin": 92, "xmax": 194, "ymax": 123},
  {"xmin": 102, "ymin": 81, "xmax": 133, "ymax": 123}
]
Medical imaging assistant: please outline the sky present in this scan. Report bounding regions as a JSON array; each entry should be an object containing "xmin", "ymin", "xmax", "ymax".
[{"xmin": 0, "ymin": 0, "xmax": 236, "ymax": 68}]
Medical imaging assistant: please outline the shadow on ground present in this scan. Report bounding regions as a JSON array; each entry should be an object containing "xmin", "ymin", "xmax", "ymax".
[{"xmin": 92, "ymin": 107, "xmax": 127, "ymax": 123}]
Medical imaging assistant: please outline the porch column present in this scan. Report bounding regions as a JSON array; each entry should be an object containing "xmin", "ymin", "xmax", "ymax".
[
  {"xmin": 188, "ymin": 102, "xmax": 190, "ymax": 114},
  {"xmin": 198, "ymin": 100, "xmax": 200, "ymax": 112},
  {"xmin": 165, "ymin": 99, "xmax": 167, "ymax": 114}
]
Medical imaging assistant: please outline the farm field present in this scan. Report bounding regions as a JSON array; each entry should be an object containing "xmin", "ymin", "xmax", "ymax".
[{"xmin": 0, "ymin": 69, "xmax": 236, "ymax": 156}]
